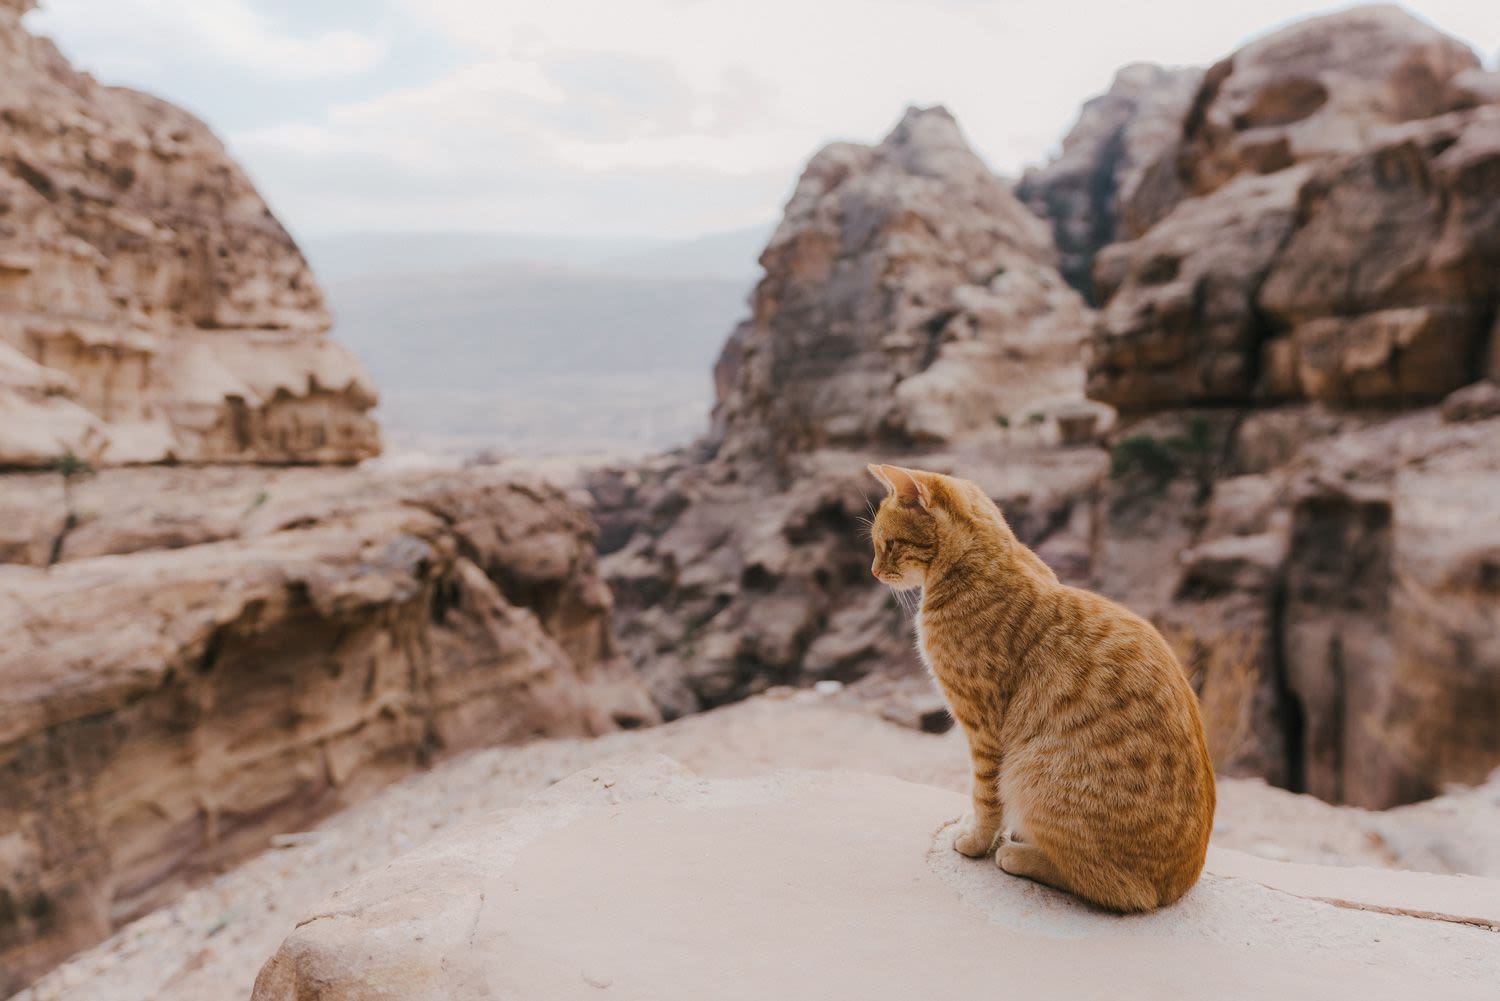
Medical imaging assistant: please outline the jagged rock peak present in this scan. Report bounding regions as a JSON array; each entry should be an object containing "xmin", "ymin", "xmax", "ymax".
[
  {"xmin": 874, "ymin": 104, "xmax": 991, "ymax": 180},
  {"xmin": 711, "ymin": 103, "xmax": 1076, "ymax": 469}
]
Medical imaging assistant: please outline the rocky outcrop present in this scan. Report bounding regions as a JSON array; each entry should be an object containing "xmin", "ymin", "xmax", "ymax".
[
  {"xmin": 712, "ymin": 107, "xmax": 1088, "ymax": 468},
  {"xmin": 0, "ymin": 3, "xmax": 378, "ymax": 467},
  {"xmin": 0, "ymin": 465, "xmax": 657, "ymax": 996},
  {"xmin": 250, "ymin": 755, "xmax": 1500, "ymax": 1001},
  {"xmin": 1087, "ymin": 8, "xmax": 1498, "ymax": 412},
  {"xmin": 595, "ymin": 107, "xmax": 1107, "ymax": 718},
  {"xmin": 1177, "ymin": 5, "xmax": 1479, "ymax": 196},
  {"xmin": 1115, "ymin": 406, "xmax": 1500, "ymax": 807},
  {"xmin": 1018, "ymin": 63, "xmax": 1201, "ymax": 301}
]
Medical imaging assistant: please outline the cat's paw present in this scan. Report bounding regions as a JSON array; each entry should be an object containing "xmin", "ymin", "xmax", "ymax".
[{"xmin": 952, "ymin": 817, "xmax": 995, "ymax": 858}]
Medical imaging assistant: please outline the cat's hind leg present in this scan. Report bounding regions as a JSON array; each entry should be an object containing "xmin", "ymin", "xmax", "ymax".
[
  {"xmin": 999, "ymin": 841, "xmax": 1160, "ymax": 913},
  {"xmin": 995, "ymin": 840, "xmax": 1071, "ymax": 891}
]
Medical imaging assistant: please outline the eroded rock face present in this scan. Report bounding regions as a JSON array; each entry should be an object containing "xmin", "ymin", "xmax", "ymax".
[
  {"xmin": 0, "ymin": 4, "xmax": 378, "ymax": 466},
  {"xmin": 1095, "ymin": 403, "xmax": 1500, "ymax": 809},
  {"xmin": 1257, "ymin": 107, "xmax": 1500, "ymax": 406},
  {"xmin": 1284, "ymin": 416, "xmax": 1500, "ymax": 807},
  {"xmin": 1089, "ymin": 168, "xmax": 1309, "ymax": 409},
  {"xmin": 595, "ymin": 107, "xmax": 1107, "ymax": 719},
  {"xmin": 0, "ymin": 466, "xmax": 657, "ymax": 995},
  {"xmin": 249, "ymin": 755, "xmax": 1500, "ymax": 1001},
  {"xmin": 1087, "ymin": 7, "xmax": 1498, "ymax": 413}
]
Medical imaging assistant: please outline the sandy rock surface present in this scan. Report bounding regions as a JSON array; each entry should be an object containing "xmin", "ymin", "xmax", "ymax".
[
  {"xmin": 0, "ymin": 4, "xmax": 377, "ymax": 466},
  {"xmin": 13, "ymin": 693, "xmax": 1500, "ymax": 1001},
  {"xmin": 250, "ymin": 753, "xmax": 1500, "ymax": 1001}
]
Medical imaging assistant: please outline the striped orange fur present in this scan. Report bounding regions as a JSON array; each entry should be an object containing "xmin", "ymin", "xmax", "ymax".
[{"xmin": 867, "ymin": 463, "xmax": 1215, "ymax": 912}]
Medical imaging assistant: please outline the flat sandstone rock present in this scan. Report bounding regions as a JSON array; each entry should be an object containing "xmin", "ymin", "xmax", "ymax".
[{"xmin": 252, "ymin": 755, "xmax": 1500, "ymax": 1001}]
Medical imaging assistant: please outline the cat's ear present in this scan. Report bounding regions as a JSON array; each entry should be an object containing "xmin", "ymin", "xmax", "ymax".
[
  {"xmin": 866, "ymin": 463, "xmax": 894, "ymax": 494},
  {"xmin": 880, "ymin": 464, "xmax": 934, "ymax": 512}
]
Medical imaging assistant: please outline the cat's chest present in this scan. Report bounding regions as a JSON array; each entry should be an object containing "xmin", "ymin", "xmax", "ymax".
[{"xmin": 914, "ymin": 612, "xmax": 953, "ymax": 679}]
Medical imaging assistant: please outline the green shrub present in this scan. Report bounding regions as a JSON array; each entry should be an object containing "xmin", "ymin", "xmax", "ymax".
[{"xmin": 1110, "ymin": 416, "xmax": 1218, "ymax": 494}]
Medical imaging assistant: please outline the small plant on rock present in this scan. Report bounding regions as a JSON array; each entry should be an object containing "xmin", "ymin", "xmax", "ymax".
[{"xmin": 49, "ymin": 449, "xmax": 96, "ymax": 564}]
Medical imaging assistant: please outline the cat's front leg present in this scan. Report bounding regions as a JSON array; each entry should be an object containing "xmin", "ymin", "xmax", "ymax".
[{"xmin": 953, "ymin": 743, "xmax": 1004, "ymax": 857}]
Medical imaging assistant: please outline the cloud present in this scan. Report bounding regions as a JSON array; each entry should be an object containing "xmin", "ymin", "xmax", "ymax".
[
  {"xmin": 29, "ymin": 0, "xmax": 386, "ymax": 82},
  {"xmin": 37, "ymin": 0, "xmax": 1498, "ymax": 240}
]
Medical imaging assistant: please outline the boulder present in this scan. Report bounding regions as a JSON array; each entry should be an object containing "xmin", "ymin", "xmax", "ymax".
[
  {"xmin": 1442, "ymin": 380, "xmax": 1500, "ymax": 423},
  {"xmin": 0, "ymin": 466, "xmax": 657, "ymax": 995},
  {"xmin": 0, "ymin": 5, "xmax": 378, "ymax": 466},
  {"xmin": 250, "ymin": 755, "xmax": 1500, "ymax": 1001}
]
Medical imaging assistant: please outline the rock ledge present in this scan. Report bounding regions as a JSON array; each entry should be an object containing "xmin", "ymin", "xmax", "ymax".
[{"xmin": 253, "ymin": 755, "xmax": 1500, "ymax": 1001}]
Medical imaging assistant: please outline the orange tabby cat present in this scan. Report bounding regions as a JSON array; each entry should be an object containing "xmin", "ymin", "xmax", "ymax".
[{"xmin": 867, "ymin": 463, "xmax": 1215, "ymax": 912}]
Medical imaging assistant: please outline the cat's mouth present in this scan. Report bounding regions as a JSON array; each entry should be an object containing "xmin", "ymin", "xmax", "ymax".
[{"xmin": 876, "ymin": 569, "xmax": 922, "ymax": 591}]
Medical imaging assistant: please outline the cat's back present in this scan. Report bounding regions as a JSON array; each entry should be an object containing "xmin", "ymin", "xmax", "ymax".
[{"xmin": 1003, "ymin": 582, "xmax": 1216, "ymax": 911}]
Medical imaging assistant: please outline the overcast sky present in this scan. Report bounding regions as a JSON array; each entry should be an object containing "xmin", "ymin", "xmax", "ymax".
[{"xmin": 26, "ymin": 0, "xmax": 1500, "ymax": 241}]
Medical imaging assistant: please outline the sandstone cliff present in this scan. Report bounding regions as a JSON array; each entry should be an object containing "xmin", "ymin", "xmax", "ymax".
[
  {"xmin": 0, "ymin": 1, "xmax": 378, "ymax": 467},
  {"xmin": 1017, "ymin": 63, "xmax": 1202, "ymax": 302},
  {"xmin": 0, "ymin": 465, "xmax": 657, "ymax": 995},
  {"xmin": 1085, "ymin": 6, "xmax": 1496, "ymax": 410}
]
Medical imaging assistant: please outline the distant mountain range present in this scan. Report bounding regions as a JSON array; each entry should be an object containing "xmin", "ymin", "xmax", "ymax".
[
  {"xmin": 317, "ymin": 225, "xmax": 773, "ymax": 459},
  {"xmin": 306, "ymin": 224, "xmax": 773, "ymax": 283}
]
